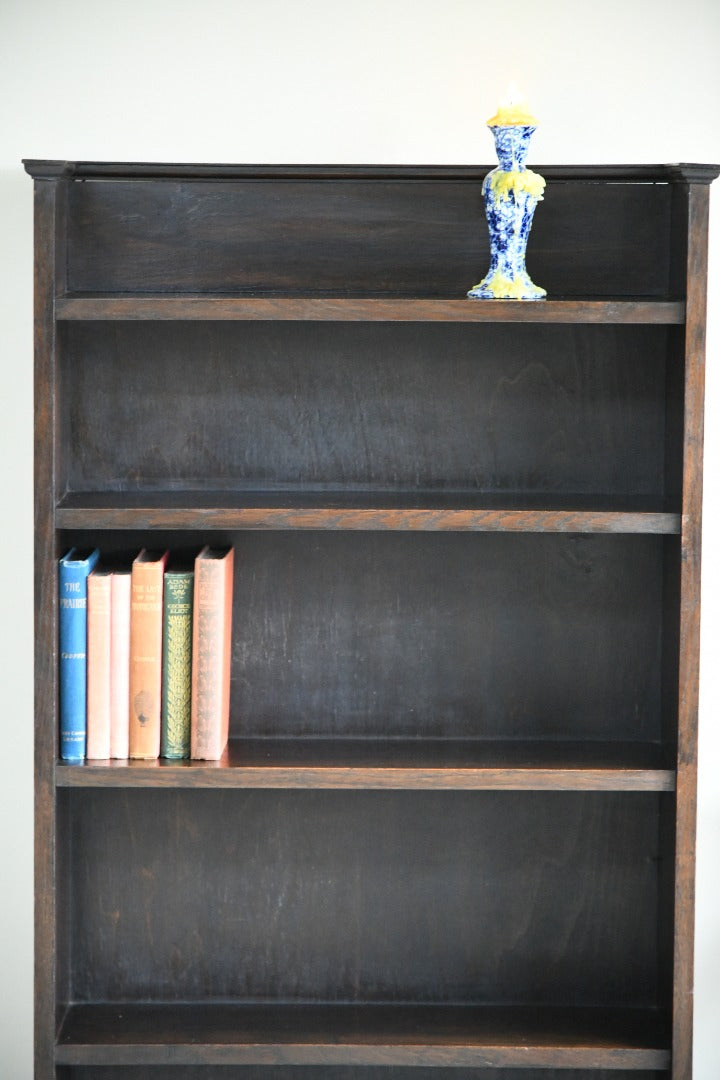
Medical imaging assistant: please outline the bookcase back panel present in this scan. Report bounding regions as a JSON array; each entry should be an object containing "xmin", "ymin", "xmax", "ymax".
[
  {"xmin": 59, "ymin": 530, "xmax": 668, "ymax": 742},
  {"xmin": 65, "ymin": 789, "xmax": 664, "ymax": 1007},
  {"xmin": 240, "ymin": 531, "xmax": 669, "ymax": 743},
  {"xmin": 61, "ymin": 322, "xmax": 670, "ymax": 498},
  {"xmin": 64, "ymin": 176, "xmax": 672, "ymax": 298},
  {"xmin": 233, "ymin": 532, "xmax": 666, "ymax": 740}
]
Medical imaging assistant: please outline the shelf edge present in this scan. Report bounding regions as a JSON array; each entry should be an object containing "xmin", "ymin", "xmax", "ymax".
[
  {"xmin": 55, "ymin": 764, "xmax": 676, "ymax": 791},
  {"xmin": 54, "ymin": 506, "xmax": 682, "ymax": 534},
  {"xmin": 54, "ymin": 1042, "xmax": 671, "ymax": 1068},
  {"xmin": 55, "ymin": 296, "xmax": 686, "ymax": 324}
]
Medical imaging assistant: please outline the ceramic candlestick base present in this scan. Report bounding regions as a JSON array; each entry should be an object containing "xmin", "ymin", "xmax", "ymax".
[{"xmin": 468, "ymin": 123, "xmax": 546, "ymax": 300}]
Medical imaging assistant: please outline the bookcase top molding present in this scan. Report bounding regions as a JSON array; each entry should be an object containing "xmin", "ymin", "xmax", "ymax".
[{"xmin": 22, "ymin": 159, "xmax": 720, "ymax": 183}]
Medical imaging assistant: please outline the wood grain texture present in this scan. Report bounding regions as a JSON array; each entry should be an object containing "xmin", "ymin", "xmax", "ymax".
[
  {"xmin": 66, "ymin": 789, "xmax": 663, "ymax": 1006},
  {"xmin": 55, "ymin": 499, "xmax": 681, "ymax": 534},
  {"xmin": 61, "ymin": 321, "xmax": 670, "ymax": 499},
  {"xmin": 33, "ymin": 177, "xmax": 62, "ymax": 1080},
  {"xmin": 54, "ymin": 737, "xmax": 675, "ymax": 791},
  {"xmin": 229, "ymin": 532, "xmax": 667, "ymax": 741},
  {"xmin": 54, "ymin": 296, "xmax": 686, "ymax": 323},
  {"xmin": 62, "ymin": 175, "xmax": 674, "ymax": 298},
  {"xmin": 672, "ymin": 182, "xmax": 710, "ymax": 1079},
  {"xmin": 55, "ymin": 1002, "xmax": 670, "ymax": 1068}
]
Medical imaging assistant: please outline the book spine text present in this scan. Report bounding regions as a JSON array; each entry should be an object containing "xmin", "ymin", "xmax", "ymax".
[
  {"xmin": 129, "ymin": 550, "xmax": 168, "ymax": 759},
  {"xmin": 58, "ymin": 548, "xmax": 100, "ymax": 760},
  {"xmin": 161, "ymin": 570, "xmax": 194, "ymax": 758}
]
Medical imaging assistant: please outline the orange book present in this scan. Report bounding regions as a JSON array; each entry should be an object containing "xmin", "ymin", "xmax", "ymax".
[
  {"xmin": 191, "ymin": 546, "xmax": 234, "ymax": 760},
  {"xmin": 86, "ymin": 568, "xmax": 112, "ymax": 759},
  {"xmin": 129, "ymin": 549, "xmax": 168, "ymax": 759},
  {"xmin": 110, "ymin": 570, "xmax": 131, "ymax": 759}
]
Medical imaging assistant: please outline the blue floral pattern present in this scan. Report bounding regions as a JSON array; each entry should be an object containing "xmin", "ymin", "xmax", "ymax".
[{"xmin": 468, "ymin": 125, "xmax": 546, "ymax": 300}]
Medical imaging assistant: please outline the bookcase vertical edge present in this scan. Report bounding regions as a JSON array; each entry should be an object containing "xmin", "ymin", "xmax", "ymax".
[
  {"xmin": 672, "ymin": 181, "xmax": 710, "ymax": 1078},
  {"xmin": 34, "ymin": 177, "xmax": 63, "ymax": 1079}
]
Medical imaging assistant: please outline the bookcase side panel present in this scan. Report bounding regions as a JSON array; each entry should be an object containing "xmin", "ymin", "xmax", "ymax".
[
  {"xmin": 34, "ymin": 176, "xmax": 64, "ymax": 1078},
  {"xmin": 672, "ymin": 181, "xmax": 711, "ymax": 1080}
]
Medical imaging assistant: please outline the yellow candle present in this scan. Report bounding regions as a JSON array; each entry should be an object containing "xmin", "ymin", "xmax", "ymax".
[{"xmin": 487, "ymin": 88, "xmax": 537, "ymax": 127}]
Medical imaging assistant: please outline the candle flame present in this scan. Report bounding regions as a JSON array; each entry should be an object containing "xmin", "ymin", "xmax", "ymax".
[
  {"xmin": 501, "ymin": 84, "xmax": 526, "ymax": 109},
  {"xmin": 487, "ymin": 87, "xmax": 538, "ymax": 127}
]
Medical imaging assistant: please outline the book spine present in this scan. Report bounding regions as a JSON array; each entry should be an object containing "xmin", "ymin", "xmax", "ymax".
[
  {"xmin": 129, "ymin": 551, "xmax": 168, "ymax": 759},
  {"xmin": 110, "ymin": 571, "xmax": 131, "ymax": 759},
  {"xmin": 86, "ymin": 571, "xmax": 112, "ymax": 759},
  {"xmin": 58, "ymin": 548, "xmax": 100, "ymax": 761},
  {"xmin": 191, "ymin": 547, "xmax": 234, "ymax": 760},
  {"xmin": 161, "ymin": 570, "xmax": 194, "ymax": 759}
]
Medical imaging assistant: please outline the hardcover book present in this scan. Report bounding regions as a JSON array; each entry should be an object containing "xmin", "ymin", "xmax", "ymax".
[
  {"xmin": 129, "ymin": 549, "xmax": 168, "ymax": 759},
  {"xmin": 161, "ymin": 567, "xmax": 194, "ymax": 759},
  {"xmin": 110, "ymin": 569, "xmax": 131, "ymax": 758},
  {"xmin": 191, "ymin": 546, "xmax": 234, "ymax": 760},
  {"xmin": 58, "ymin": 548, "xmax": 100, "ymax": 760},
  {"xmin": 86, "ymin": 568, "xmax": 112, "ymax": 759}
]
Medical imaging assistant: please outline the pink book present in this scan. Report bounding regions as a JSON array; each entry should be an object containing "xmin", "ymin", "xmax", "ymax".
[
  {"xmin": 86, "ymin": 569, "xmax": 112, "ymax": 759},
  {"xmin": 191, "ymin": 546, "xmax": 234, "ymax": 760},
  {"xmin": 110, "ymin": 570, "xmax": 131, "ymax": 758}
]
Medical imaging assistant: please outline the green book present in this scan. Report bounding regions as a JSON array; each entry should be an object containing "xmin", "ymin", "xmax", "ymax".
[{"xmin": 160, "ymin": 568, "xmax": 194, "ymax": 759}]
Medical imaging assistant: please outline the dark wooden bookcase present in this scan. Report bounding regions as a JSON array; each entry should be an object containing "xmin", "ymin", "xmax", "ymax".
[{"xmin": 27, "ymin": 159, "xmax": 718, "ymax": 1080}]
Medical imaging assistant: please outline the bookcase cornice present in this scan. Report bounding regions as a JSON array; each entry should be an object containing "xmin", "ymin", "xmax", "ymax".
[{"xmin": 23, "ymin": 158, "xmax": 720, "ymax": 184}]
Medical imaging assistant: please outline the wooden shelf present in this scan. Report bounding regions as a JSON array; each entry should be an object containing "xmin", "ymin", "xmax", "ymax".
[
  {"xmin": 55, "ymin": 294, "xmax": 686, "ymax": 324},
  {"xmin": 56, "ymin": 491, "xmax": 681, "ymax": 534},
  {"xmin": 55, "ymin": 1002, "xmax": 670, "ymax": 1069},
  {"xmin": 55, "ymin": 737, "xmax": 675, "ymax": 790}
]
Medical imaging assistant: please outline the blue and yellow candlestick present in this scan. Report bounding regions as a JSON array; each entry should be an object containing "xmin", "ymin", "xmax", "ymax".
[{"xmin": 468, "ymin": 97, "xmax": 546, "ymax": 300}]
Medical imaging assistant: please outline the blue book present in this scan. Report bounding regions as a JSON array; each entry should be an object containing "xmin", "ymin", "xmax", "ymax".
[{"xmin": 59, "ymin": 548, "xmax": 100, "ymax": 760}]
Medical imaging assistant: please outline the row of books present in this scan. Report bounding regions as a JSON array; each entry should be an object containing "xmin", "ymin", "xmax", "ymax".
[{"xmin": 59, "ymin": 545, "xmax": 234, "ymax": 762}]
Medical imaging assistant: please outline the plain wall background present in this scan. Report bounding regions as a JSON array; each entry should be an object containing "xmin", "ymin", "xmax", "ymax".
[{"xmin": 1, "ymin": 0, "xmax": 719, "ymax": 1074}]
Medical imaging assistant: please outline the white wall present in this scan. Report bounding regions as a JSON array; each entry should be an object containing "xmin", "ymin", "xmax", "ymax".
[{"xmin": 1, "ymin": 1, "xmax": 719, "ymax": 1075}]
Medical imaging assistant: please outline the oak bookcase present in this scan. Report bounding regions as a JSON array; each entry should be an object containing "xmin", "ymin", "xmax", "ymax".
[{"xmin": 27, "ymin": 160, "xmax": 718, "ymax": 1079}]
